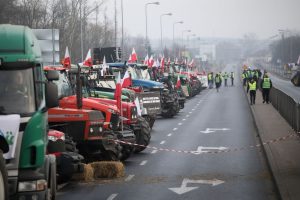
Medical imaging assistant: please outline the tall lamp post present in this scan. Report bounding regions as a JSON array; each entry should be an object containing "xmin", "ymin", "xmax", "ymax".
[
  {"xmin": 160, "ymin": 12, "xmax": 172, "ymax": 54},
  {"xmin": 173, "ymin": 21, "xmax": 183, "ymax": 59},
  {"xmin": 182, "ymin": 29, "xmax": 191, "ymax": 58},
  {"xmin": 145, "ymin": 2, "xmax": 160, "ymax": 55}
]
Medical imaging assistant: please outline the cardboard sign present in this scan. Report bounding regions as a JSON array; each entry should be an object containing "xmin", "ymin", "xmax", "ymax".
[{"xmin": 0, "ymin": 115, "xmax": 21, "ymax": 159}]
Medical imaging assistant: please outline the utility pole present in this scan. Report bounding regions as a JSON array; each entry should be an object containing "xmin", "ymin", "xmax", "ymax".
[{"xmin": 114, "ymin": 0, "xmax": 117, "ymax": 48}]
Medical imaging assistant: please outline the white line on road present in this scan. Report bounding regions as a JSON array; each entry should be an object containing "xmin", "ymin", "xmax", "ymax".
[
  {"xmin": 182, "ymin": 119, "xmax": 186, "ymax": 121},
  {"xmin": 140, "ymin": 160, "xmax": 148, "ymax": 166},
  {"xmin": 125, "ymin": 174, "xmax": 135, "ymax": 182},
  {"xmin": 107, "ymin": 194, "xmax": 118, "ymax": 200},
  {"xmin": 160, "ymin": 141, "xmax": 166, "ymax": 144},
  {"xmin": 151, "ymin": 150, "xmax": 158, "ymax": 154},
  {"xmin": 186, "ymin": 115, "xmax": 190, "ymax": 117},
  {"xmin": 167, "ymin": 133, "xmax": 172, "ymax": 137},
  {"xmin": 189, "ymin": 112, "xmax": 192, "ymax": 114},
  {"xmin": 192, "ymin": 109, "xmax": 195, "ymax": 111},
  {"xmin": 173, "ymin": 128, "xmax": 178, "ymax": 131},
  {"xmin": 178, "ymin": 123, "xmax": 183, "ymax": 126}
]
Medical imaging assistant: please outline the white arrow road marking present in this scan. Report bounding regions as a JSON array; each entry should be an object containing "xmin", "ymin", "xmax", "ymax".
[
  {"xmin": 191, "ymin": 146, "xmax": 228, "ymax": 155},
  {"xmin": 200, "ymin": 128, "xmax": 230, "ymax": 134},
  {"xmin": 169, "ymin": 178, "xmax": 225, "ymax": 195}
]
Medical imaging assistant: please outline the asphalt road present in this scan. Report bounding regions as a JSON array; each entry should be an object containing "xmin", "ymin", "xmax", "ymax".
[
  {"xmin": 267, "ymin": 73, "xmax": 300, "ymax": 103},
  {"xmin": 57, "ymin": 75, "xmax": 278, "ymax": 200}
]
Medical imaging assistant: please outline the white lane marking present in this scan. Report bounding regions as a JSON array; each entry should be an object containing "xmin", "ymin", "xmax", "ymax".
[
  {"xmin": 107, "ymin": 194, "xmax": 118, "ymax": 200},
  {"xmin": 189, "ymin": 112, "xmax": 192, "ymax": 114},
  {"xmin": 151, "ymin": 150, "xmax": 158, "ymax": 154},
  {"xmin": 182, "ymin": 119, "xmax": 186, "ymax": 121},
  {"xmin": 125, "ymin": 174, "xmax": 135, "ymax": 182},
  {"xmin": 140, "ymin": 160, "xmax": 148, "ymax": 166},
  {"xmin": 192, "ymin": 109, "xmax": 195, "ymax": 111},
  {"xmin": 178, "ymin": 123, "xmax": 183, "ymax": 126},
  {"xmin": 173, "ymin": 128, "xmax": 178, "ymax": 131},
  {"xmin": 160, "ymin": 141, "xmax": 166, "ymax": 144},
  {"xmin": 167, "ymin": 133, "xmax": 172, "ymax": 137},
  {"xmin": 186, "ymin": 115, "xmax": 190, "ymax": 117}
]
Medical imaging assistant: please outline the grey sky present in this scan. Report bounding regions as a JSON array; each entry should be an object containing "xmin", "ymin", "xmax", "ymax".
[{"xmin": 106, "ymin": 0, "xmax": 300, "ymax": 40}]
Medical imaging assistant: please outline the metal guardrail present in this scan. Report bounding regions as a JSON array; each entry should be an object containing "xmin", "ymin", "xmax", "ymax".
[{"xmin": 269, "ymin": 86, "xmax": 300, "ymax": 132}]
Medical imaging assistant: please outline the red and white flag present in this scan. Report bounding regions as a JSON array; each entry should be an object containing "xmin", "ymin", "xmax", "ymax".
[
  {"xmin": 131, "ymin": 48, "xmax": 138, "ymax": 62},
  {"xmin": 297, "ymin": 54, "xmax": 300, "ymax": 65},
  {"xmin": 63, "ymin": 46, "xmax": 71, "ymax": 69},
  {"xmin": 128, "ymin": 54, "xmax": 133, "ymax": 63},
  {"xmin": 160, "ymin": 56, "xmax": 165, "ymax": 72},
  {"xmin": 167, "ymin": 58, "xmax": 171, "ymax": 66},
  {"xmin": 188, "ymin": 59, "xmax": 195, "ymax": 67},
  {"xmin": 122, "ymin": 70, "xmax": 131, "ymax": 88},
  {"xmin": 83, "ymin": 49, "xmax": 92, "ymax": 67},
  {"xmin": 114, "ymin": 71, "xmax": 122, "ymax": 111},
  {"xmin": 148, "ymin": 55, "xmax": 154, "ymax": 68},
  {"xmin": 176, "ymin": 73, "xmax": 181, "ymax": 89},
  {"xmin": 144, "ymin": 54, "xmax": 149, "ymax": 65}
]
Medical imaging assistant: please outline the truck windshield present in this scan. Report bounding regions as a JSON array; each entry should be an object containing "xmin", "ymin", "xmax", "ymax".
[
  {"xmin": 0, "ymin": 69, "xmax": 36, "ymax": 115},
  {"xmin": 53, "ymin": 70, "xmax": 73, "ymax": 98}
]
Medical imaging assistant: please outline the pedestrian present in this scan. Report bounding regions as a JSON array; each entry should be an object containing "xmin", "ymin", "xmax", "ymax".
[
  {"xmin": 208, "ymin": 72, "xmax": 213, "ymax": 89},
  {"xmin": 260, "ymin": 73, "xmax": 272, "ymax": 104},
  {"xmin": 215, "ymin": 73, "xmax": 222, "ymax": 92},
  {"xmin": 230, "ymin": 72, "xmax": 234, "ymax": 86},
  {"xmin": 223, "ymin": 72, "xmax": 229, "ymax": 87},
  {"xmin": 242, "ymin": 70, "xmax": 248, "ymax": 86},
  {"xmin": 247, "ymin": 78, "xmax": 257, "ymax": 105}
]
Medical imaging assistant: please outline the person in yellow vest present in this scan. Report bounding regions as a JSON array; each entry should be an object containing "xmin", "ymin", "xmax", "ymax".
[
  {"xmin": 215, "ymin": 73, "xmax": 222, "ymax": 92},
  {"xmin": 207, "ymin": 72, "xmax": 213, "ymax": 89},
  {"xmin": 247, "ymin": 78, "xmax": 257, "ymax": 105},
  {"xmin": 260, "ymin": 74, "xmax": 272, "ymax": 104}
]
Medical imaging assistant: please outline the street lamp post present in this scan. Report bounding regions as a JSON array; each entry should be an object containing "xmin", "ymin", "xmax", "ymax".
[
  {"xmin": 173, "ymin": 21, "xmax": 183, "ymax": 59},
  {"xmin": 160, "ymin": 12, "xmax": 172, "ymax": 54},
  {"xmin": 145, "ymin": 2, "xmax": 160, "ymax": 55},
  {"xmin": 181, "ymin": 29, "xmax": 191, "ymax": 58}
]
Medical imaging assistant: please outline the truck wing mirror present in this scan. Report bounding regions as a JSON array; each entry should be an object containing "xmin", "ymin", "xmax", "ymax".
[
  {"xmin": 46, "ymin": 70, "xmax": 59, "ymax": 81},
  {"xmin": 45, "ymin": 82, "xmax": 59, "ymax": 108}
]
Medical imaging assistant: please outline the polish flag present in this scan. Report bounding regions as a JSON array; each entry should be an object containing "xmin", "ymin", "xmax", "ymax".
[
  {"xmin": 63, "ymin": 46, "xmax": 71, "ymax": 69},
  {"xmin": 128, "ymin": 54, "xmax": 133, "ymax": 63},
  {"xmin": 167, "ymin": 58, "xmax": 171, "ymax": 66},
  {"xmin": 83, "ymin": 49, "xmax": 93, "ymax": 67},
  {"xmin": 160, "ymin": 56, "xmax": 165, "ymax": 72},
  {"xmin": 102, "ymin": 56, "xmax": 109, "ymax": 72},
  {"xmin": 297, "ymin": 54, "xmax": 300, "ymax": 65},
  {"xmin": 114, "ymin": 71, "xmax": 122, "ymax": 111},
  {"xmin": 131, "ymin": 48, "xmax": 138, "ymax": 62},
  {"xmin": 148, "ymin": 55, "xmax": 154, "ymax": 68},
  {"xmin": 188, "ymin": 59, "xmax": 195, "ymax": 67},
  {"xmin": 121, "ymin": 70, "xmax": 131, "ymax": 88},
  {"xmin": 144, "ymin": 54, "xmax": 149, "ymax": 65},
  {"xmin": 175, "ymin": 74, "xmax": 181, "ymax": 89}
]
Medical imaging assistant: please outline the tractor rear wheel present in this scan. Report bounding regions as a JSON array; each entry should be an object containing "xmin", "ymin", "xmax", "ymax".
[{"xmin": 134, "ymin": 117, "xmax": 151, "ymax": 153}]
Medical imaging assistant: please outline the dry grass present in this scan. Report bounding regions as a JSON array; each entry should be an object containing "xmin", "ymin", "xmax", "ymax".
[{"xmin": 91, "ymin": 161, "xmax": 125, "ymax": 179}]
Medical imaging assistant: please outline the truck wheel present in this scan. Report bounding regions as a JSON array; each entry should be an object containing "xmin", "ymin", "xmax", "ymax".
[
  {"xmin": 134, "ymin": 117, "xmax": 151, "ymax": 153},
  {"xmin": 0, "ymin": 150, "xmax": 8, "ymax": 200}
]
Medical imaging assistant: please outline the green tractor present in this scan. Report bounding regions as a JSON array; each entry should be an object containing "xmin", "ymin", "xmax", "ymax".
[{"xmin": 0, "ymin": 24, "xmax": 58, "ymax": 199}]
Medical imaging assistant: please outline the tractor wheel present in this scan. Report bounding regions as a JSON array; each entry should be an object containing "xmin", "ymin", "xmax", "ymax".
[
  {"xmin": 0, "ymin": 150, "xmax": 8, "ymax": 200},
  {"xmin": 143, "ymin": 115, "xmax": 156, "ymax": 129},
  {"xmin": 134, "ymin": 117, "xmax": 151, "ymax": 153}
]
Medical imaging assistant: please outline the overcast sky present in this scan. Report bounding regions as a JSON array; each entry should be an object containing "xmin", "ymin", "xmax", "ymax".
[{"xmin": 103, "ymin": 0, "xmax": 300, "ymax": 40}]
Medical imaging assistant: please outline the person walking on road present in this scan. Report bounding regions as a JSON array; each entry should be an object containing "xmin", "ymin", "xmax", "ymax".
[
  {"xmin": 230, "ymin": 72, "xmax": 234, "ymax": 86},
  {"xmin": 247, "ymin": 78, "xmax": 257, "ymax": 105},
  {"xmin": 208, "ymin": 72, "xmax": 213, "ymax": 89},
  {"xmin": 242, "ymin": 70, "xmax": 248, "ymax": 86},
  {"xmin": 223, "ymin": 72, "xmax": 229, "ymax": 87},
  {"xmin": 215, "ymin": 73, "xmax": 222, "ymax": 92},
  {"xmin": 260, "ymin": 73, "xmax": 272, "ymax": 104}
]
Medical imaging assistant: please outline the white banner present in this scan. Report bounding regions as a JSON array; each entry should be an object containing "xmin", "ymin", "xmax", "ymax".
[{"xmin": 0, "ymin": 115, "xmax": 21, "ymax": 159}]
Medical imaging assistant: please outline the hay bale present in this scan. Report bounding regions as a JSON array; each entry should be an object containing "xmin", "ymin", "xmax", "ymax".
[
  {"xmin": 72, "ymin": 164, "xmax": 94, "ymax": 182},
  {"xmin": 91, "ymin": 161, "xmax": 125, "ymax": 179}
]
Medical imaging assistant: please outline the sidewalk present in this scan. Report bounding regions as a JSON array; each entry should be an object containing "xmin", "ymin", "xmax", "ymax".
[{"xmin": 248, "ymin": 89, "xmax": 300, "ymax": 200}]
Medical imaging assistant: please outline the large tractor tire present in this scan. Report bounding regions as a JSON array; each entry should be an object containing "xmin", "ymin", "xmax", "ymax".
[
  {"xmin": 0, "ymin": 150, "xmax": 8, "ymax": 200},
  {"xmin": 134, "ymin": 117, "xmax": 151, "ymax": 153},
  {"xmin": 143, "ymin": 115, "xmax": 156, "ymax": 129}
]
